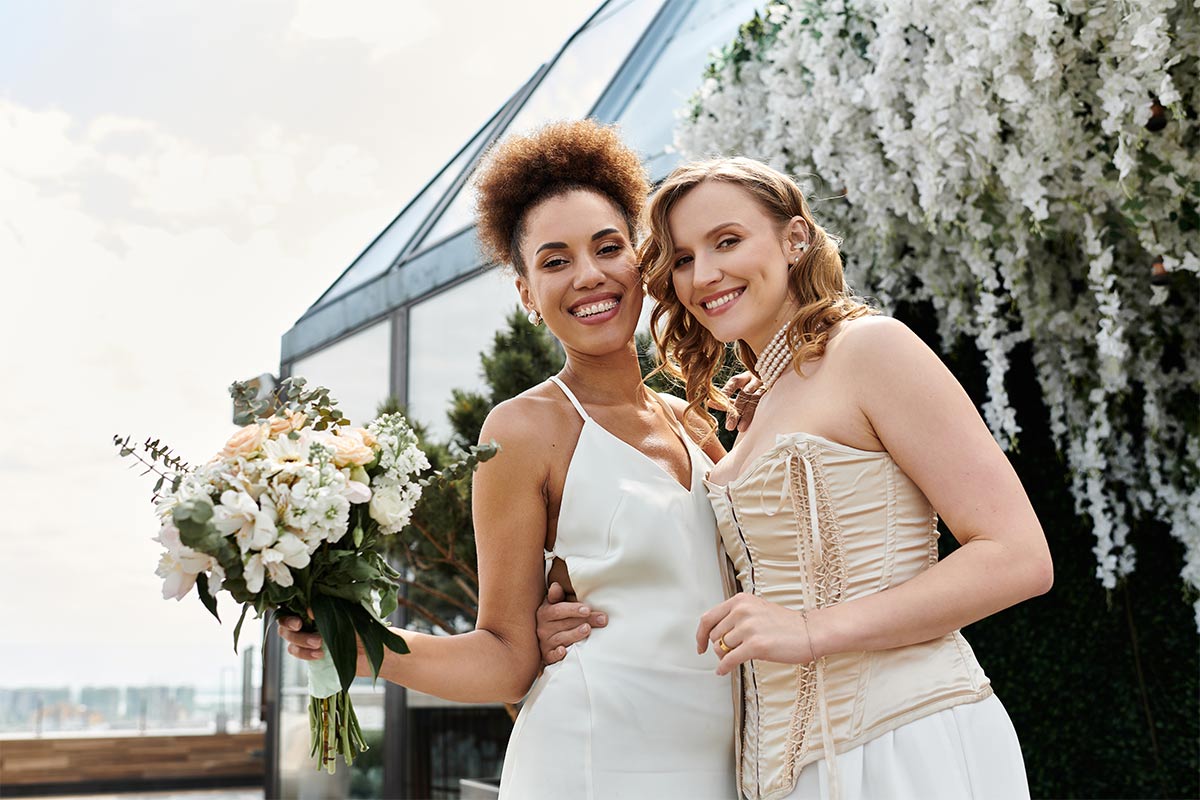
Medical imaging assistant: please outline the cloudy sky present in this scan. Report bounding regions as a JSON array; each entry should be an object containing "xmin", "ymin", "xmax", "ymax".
[{"xmin": 0, "ymin": 0, "xmax": 601, "ymax": 695}]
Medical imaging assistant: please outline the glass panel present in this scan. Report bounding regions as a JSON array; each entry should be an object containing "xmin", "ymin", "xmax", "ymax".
[
  {"xmin": 405, "ymin": 695, "xmax": 511, "ymax": 797},
  {"xmin": 503, "ymin": 0, "xmax": 662, "ymax": 136},
  {"xmin": 408, "ymin": 270, "xmax": 524, "ymax": 442},
  {"xmin": 276, "ymin": 656, "xmax": 388, "ymax": 798},
  {"xmin": 615, "ymin": 0, "xmax": 763, "ymax": 164},
  {"xmin": 317, "ymin": 189, "xmax": 443, "ymax": 307},
  {"xmin": 317, "ymin": 117, "xmax": 500, "ymax": 306},
  {"xmin": 416, "ymin": 0, "xmax": 666, "ymax": 248},
  {"xmin": 291, "ymin": 318, "xmax": 392, "ymax": 428}
]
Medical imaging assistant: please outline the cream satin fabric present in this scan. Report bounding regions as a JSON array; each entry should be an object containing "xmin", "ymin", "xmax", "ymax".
[
  {"xmin": 705, "ymin": 432, "xmax": 996, "ymax": 800},
  {"xmin": 499, "ymin": 376, "xmax": 737, "ymax": 799}
]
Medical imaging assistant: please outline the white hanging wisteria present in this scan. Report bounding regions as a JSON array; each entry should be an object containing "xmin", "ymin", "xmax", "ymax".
[{"xmin": 678, "ymin": 0, "xmax": 1200, "ymax": 624}]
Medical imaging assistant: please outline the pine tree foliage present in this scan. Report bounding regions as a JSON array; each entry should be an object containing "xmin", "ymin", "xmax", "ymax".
[{"xmin": 386, "ymin": 308, "xmax": 563, "ymax": 633}]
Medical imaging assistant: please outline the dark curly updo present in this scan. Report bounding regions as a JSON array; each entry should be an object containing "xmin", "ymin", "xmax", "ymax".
[{"xmin": 472, "ymin": 119, "xmax": 649, "ymax": 275}]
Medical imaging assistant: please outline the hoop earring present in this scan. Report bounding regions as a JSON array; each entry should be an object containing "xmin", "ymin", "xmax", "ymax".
[{"xmin": 527, "ymin": 309, "xmax": 542, "ymax": 326}]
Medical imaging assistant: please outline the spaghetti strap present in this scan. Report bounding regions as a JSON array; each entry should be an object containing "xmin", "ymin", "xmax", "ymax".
[{"xmin": 548, "ymin": 375, "xmax": 590, "ymax": 421}]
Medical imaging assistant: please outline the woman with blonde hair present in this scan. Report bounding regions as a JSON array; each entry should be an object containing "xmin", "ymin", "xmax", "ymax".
[
  {"xmin": 280, "ymin": 121, "xmax": 737, "ymax": 799},
  {"xmin": 643, "ymin": 156, "xmax": 1050, "ymax": 799},
  {"xmin": 542, "ymin": 155, "xmax": 1051, "ymax": 798}
]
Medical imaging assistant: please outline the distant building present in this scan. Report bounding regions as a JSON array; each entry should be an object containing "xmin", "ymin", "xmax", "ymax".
[
  {"xmin": 0, "ymin": 687, "xmax": 72, "ymax": 731},
  {"xmin": 125, "ymin": 685, "xmax": 180, "ymax": 725},
  {"xmin": 174, "ymin": 686, "xmax": 196, "ymax": 718},
  {"xmin": 79, "ymin": 686, "xmax": 121, "ymax": 724}
]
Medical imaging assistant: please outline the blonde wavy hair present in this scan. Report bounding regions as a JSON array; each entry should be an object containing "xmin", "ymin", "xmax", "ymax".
[{"xmin": 641, "ymin": 157, "xmax": 875, "ymax": 427}]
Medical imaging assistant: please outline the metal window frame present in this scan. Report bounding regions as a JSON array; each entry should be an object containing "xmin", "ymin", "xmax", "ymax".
[{"xmin": 280, "ymin": 0, "xmax": 685, "ymax": 365}]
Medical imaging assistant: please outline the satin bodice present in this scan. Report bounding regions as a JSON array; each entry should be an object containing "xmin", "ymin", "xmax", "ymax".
[{"xmin": 705, "ymin": 432, "xmax": 992, "ymax": 800}]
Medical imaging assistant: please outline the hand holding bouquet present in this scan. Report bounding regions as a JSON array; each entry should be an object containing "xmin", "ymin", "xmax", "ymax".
[{"xmin": 116, "ymin": 378, "xmax": 495, "ymax": 771}]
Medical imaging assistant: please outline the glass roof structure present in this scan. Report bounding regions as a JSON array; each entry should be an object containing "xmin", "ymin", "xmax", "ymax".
[{"xmin": 282, "ymin": 0, "xmax": 764, "ymax": 364}]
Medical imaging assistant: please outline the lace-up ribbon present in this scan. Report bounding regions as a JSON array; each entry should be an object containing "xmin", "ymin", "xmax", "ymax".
[{"xmin": 760, "ymin": 449, "xmax": 841, "ymax": 800}]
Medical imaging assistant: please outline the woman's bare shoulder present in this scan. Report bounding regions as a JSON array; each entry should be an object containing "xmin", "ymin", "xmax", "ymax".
[
  {"xmin": 825, "ymin": 314, "xmax": 927, "ymax": 366},
  {"xmin": 478, "ymin": 380, "xmax": 584, "ymax": 470}
]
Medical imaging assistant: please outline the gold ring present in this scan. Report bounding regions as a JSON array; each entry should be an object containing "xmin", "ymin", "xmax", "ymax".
[{"xmin": 717, "ymin": 636, "xmax": 731, "ymax": 654}]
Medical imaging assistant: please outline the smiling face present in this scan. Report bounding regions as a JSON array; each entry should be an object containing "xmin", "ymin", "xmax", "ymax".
[
  {"xmin": 667, "ymin": 179, "xmax": 804, "ymax": 351},
  {"xmin": 515, "ymin": 188, "xmax": 643, "ymax": 357}
]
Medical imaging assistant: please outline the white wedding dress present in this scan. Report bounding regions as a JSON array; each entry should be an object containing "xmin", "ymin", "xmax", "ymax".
[{"xmin": 498, "ymin": 376, "xmax": 737, "ymax": 799}]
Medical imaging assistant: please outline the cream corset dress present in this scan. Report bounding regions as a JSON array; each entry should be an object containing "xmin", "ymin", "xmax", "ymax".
[
  {"xmin": 498, "ymin": 376, "xmax": 736, "ymax": 799},
  {"xmin": 705, "ymin": 432, "xmax": 1028, "ymax": 800}
]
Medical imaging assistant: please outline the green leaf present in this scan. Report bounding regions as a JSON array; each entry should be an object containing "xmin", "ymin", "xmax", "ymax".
[
  {"xmin": 344, "ymin": 560, "xmax": 378, "ymax": 582},
  {"xmin": 378, "ymin": 589, "xmax": 398, "ymax": 621},
  {"xmin": 311, "ymin": 593, "xmax": 359, "ymax": 692},
  {"xmin": 380, "ymin": 624, "xmax": 409, "ymax": 655},
  {"xmin": 474, "ymin": 441, "xmax": 501, "ymax": 462},
  {"xmin": 232, "ymin": 602, "xmax": 251, "ymax": 654},
  {"xmin": 176, "ymin": 515, "xmax": 221, "ymax": 556},
  {"xmin": 346, "ymin": 605, "xmax": 385, "ymax": 680},
  {"xmin": 313, "ymin": 582, "xmax": 373, "ymax": 603},
  {"xmin": 195, "ymin": 574, "xmax": 220, "ymax": 623}
]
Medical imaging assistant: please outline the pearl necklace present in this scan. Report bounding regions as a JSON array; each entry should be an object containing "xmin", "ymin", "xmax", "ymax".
[{"xmin": 753, "ymin": 321, "xmax": 794, "ymax": 394}]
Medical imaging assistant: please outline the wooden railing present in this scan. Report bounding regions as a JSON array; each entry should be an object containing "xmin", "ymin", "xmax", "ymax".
[{"xmin": 0, "ymin": 731, "xmax": 263, "ymax": 794}]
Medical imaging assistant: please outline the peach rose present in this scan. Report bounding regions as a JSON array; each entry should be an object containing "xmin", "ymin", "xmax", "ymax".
[
  {"xmin": 267, "ymin": 410, "xmax": 307, "ymax": 435},
  {"xmin": 221, "ymin": 423, "xmax": 269, "ymax": 458},
  {"xmin": 328, "ymin": 428, "xmax": 375, "ymax": 468},
  {"xmin": 351, "ymin": 427, "xmax": 377, "ymax": 448}
]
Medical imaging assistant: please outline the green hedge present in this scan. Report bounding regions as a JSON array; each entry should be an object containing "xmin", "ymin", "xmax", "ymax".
[{"xmin": 901, "ymin": 300, "xmax": 1199, "ymax": 799}]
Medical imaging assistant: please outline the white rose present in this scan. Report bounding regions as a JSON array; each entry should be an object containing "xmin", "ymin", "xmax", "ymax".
[{"xmin": 369, "ymin": 484, "xmax": 416, "ymax": 534}]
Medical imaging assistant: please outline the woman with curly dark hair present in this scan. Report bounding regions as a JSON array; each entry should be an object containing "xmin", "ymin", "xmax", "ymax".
[{"xmin": 281, "ymin": 121, "xmax": 737, "ymax": 798}]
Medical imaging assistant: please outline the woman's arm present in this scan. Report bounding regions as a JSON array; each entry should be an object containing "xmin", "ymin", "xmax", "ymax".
[
  {"xmin": 697, "ymin": 317, "xmax": 1052, "ymax": 674},
  {"xmin": 281, "ymin": 398, "xmax": 549, "ymax": 703}
]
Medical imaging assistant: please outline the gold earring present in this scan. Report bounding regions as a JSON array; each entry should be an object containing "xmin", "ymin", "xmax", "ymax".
[{"xmin": 527, "ymin": 309, "xmax": 542, "ymax": 326}]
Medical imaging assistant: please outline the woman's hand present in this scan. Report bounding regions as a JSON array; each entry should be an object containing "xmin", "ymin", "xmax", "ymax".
[
  {"xmin": 277, "ymin": 615, "xmax": 371, "ymax": 675},
  {"xmin": 536, "ymin": 582, "xmax": 607, "ymax": 664},
  {"xmin": 278, "ymin": 615, "xmax": 325, "ymax": 660},
  {"xmin": 721, "ymin": 372, "xmax": 762, "ymax": 432},
  {"xmin": 695, "ymin": 592, "xmax": 816, "ymax": 676}
]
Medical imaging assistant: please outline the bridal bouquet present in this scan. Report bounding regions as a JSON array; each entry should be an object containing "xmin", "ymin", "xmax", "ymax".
[{"xmin": 115, "ymin": 377, "xmax": 495, "ymax": 772}]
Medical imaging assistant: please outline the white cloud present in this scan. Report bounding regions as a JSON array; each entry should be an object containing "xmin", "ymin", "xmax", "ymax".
[
  {"xmin": 0, "ymin": 99, "xmax": 373, "ymax": 689},
  {"xmin": 287, "ymin": 0, "xmax": 440, "ymax": 60},
  {"xmin": 0, "ymin": 0, "xmax": 602, "ymax": 696}
]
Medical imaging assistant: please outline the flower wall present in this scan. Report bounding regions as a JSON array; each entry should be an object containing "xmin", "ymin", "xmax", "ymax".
[{"xmin": 678, "ymin": 1, "xmax": 1199, "ymax": 622}]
